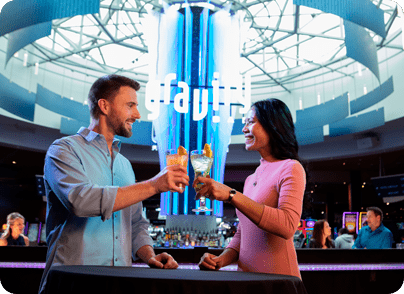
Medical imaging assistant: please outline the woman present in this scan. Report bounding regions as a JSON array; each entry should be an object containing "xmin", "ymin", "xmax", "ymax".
[
  {"xmin": 0, "ymin": 212, "xmax": 29, "ymax": 246},
  {"xmin": 195, "ymin": 99, "xmax": 306, "ymax": 279},
  {"xmin": 308, "ymin": 220, "xmax": 335, "ymax": 248}
]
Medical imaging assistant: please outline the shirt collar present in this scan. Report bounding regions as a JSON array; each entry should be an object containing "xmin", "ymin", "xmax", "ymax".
[
  {"xmin": 77, "ymin": 127, "xmax": 122, "ymax": 150},
  {"xmin": 374, "ymin": 223, "xmax": 385, "ymax": 232}
]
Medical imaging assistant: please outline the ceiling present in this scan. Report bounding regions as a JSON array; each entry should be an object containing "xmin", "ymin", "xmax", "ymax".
[{"xmin": 2, "ymin": 0, "xmax": 403, "ymax": 96}]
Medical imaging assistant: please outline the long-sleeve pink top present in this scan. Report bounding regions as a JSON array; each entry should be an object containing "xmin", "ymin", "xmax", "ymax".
[{"xmin": 227, "ymin": 158, "xmax": 306, "ymax": 279}]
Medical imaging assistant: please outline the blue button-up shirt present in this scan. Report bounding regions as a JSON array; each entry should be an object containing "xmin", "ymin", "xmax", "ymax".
[
  {"xmin": 352, "ymin": 223, "xmax": 393, "ymax": 249},
  {"xmin": 39, "ymin": 127, "xmax": 153, "ymax": 293}
]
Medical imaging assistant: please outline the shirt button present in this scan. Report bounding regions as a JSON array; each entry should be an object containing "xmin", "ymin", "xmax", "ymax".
[
  {"xmin": 116, "ymin": 236, "xmax": 118, "ymax": 239},
  {"xmin": 115, "ymin": 258, "xmax": 118, "ymax": 262}
]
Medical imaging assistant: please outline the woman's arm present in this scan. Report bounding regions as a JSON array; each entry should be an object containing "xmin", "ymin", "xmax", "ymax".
[
  {"xmin": 199, "ymin": 248, "xmax": 239, "ymax": 270},
  {"xmin": 194, "ymin": 161, "xmax": 305, "ymax": 239},
  {"xmin": 0, "ymin": 238, "xmax": 6, "ymax": 246}
]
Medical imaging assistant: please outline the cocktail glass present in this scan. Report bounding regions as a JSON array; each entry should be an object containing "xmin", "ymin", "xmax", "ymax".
[
  {"xmin": 166, "ymin": 149, "xmax": 188, "ymax": 191},
  {"xmin": 191, "ymin": 150, "xmax": 213, "ymax": 212}
]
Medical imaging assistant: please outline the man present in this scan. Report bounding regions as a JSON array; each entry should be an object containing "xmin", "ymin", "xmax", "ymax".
[
  {"xmin": 38, "ymin": 75, "xmax": 189, "ymax": 293},
  {"xmin": 352, "ymin": 207, "xmax": 393, "ymax": 249},
  {"xmin": 334, "ymin": 227, "xmax": 354, "ymax": 249}
]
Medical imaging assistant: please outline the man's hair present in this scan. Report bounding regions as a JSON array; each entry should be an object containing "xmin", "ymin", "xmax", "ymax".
[
  {"xmin": 88, "ymin": 74, "xmax": 140, "ymax": 119},
  {"xmin": 339, "ymin": 227, "xmax": 349, "ymax": 235},
  {"xmin": 367, "ymin": 206, "xmax": 383, "ymax": 221}
]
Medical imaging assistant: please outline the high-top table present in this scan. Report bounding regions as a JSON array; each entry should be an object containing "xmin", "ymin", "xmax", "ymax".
[{"xmin": 44, "ymin": 265, "xmax": 308, "ymax": 294}]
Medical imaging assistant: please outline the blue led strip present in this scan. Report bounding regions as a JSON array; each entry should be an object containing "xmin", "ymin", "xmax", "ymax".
[
  {"xmin": 350, "ymin": 76, "xmax": 394, "ymax": 114},
  {"xmin": 0, "ymin": 73, "xmax": 35, "ymax": 121},
  {"xmin": 293, "ymin": 0, "xmax": 386, "ymax": 38},
  {"xmin": 344, "ymin": 19, "xmax": 380, "ymax": 81},
  {"xmin": 6, "ymin": 21, "xmax": 52, "ymax": 66},
  {"xmin": 329, "ymin": 108, "xmax": 385, "ymax": 137},
  {"xmin": 0, "ymin": 0, "xmax": 100, "ymax": 37}
]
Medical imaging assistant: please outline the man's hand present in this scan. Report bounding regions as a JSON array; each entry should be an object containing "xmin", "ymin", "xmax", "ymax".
[
  {"xmin": 151, "ymin": 165, "xmax": 189, "ymax": 194},
  {"xmin": 147, "ymin": 252, "xmax": 178, "ymax": 269}
]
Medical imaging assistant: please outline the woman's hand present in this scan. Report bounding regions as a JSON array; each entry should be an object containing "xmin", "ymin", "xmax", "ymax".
[
  {"xmin": 198, "ymin": 253, "xmax": 225, "ymax": 271},
  {"xmin": 192, "ymin": 175, "xmax": 231, "ymax": 202}
]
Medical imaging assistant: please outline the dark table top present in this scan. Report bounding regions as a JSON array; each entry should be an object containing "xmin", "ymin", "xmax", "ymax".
[{"xmin": 45, "ymin": 265, "xmax": 308, "ymax": 294}]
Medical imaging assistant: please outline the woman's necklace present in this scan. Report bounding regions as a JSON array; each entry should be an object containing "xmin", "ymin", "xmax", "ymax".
[{"xmin": 252, "ymin": 164, "xmax": 270, "ymax": 187}]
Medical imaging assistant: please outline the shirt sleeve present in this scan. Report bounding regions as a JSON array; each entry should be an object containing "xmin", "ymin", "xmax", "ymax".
[
  {"xmin": 44, "ymin": 139, "xmax": 118, "ymax": 221},
  {"xmin": 131, "ymin": 203, "xmax": 154, "ymax": 260},
  {"xmin": 257, "ymin": 161, "xmax": 306, "ymax": 240},
  {"xmin": 379, "ymin": 230, "xmax": 393, "ymax": 249}
]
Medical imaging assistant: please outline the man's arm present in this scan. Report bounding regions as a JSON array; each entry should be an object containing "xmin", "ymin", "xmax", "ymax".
[
  {"xmin": 136, "ymin": 245, "xmax": 178, "ymax": 269},
  {"xmin": 113, "ymin": 165, "xmax": 189, "ymax": 213},
  {"xmin": 379, "ymin": 231, "xmax": 393, "ymax": 249},
  {"xmin": 352, "ymin": 231, "xmax": 363, "ymax": 249}
]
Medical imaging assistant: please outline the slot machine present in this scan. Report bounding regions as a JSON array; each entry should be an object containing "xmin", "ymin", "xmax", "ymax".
[
  {"xmin": 304, "ymin": 219, "xmax": 317, "ymax": 244},
  {"xmin": 359, "ymin": 211, "xmax": 368, "ymax": 231},
  {"xmin": 342, "ymin": 212, "xmax": 359, "ymax": 233},
  {"xmin": 26, "ymin": 223, "xmax": 39, "ymax": 245},
  {"xmin": 294, "ymin": 220, "xmax": 306, "ymax": 248}
]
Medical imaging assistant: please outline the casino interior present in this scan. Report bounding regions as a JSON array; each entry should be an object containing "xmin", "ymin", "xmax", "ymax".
[{"xmin": 0, "ymin": 0, "xmax": 404, "ymax": 293}]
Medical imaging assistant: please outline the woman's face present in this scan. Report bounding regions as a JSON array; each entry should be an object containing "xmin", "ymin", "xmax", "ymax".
[
  {"xmin": 323, "ymin": 222, "xmax": 332, "ymax": 237},
  {"xmin": 10, "ymin": 218, "xmax": 25, "ymax": 235},
  {"xmin": 242, "ymin": 108, "xmax": 271, "ymax": 157}
]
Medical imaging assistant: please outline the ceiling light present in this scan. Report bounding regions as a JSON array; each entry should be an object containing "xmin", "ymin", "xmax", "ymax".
[{"xmin": 23, "ymin": 52, "xmax": 28, "ymax": 66}]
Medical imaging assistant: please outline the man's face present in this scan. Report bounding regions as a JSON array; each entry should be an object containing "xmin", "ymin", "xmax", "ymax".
[
  {"xmin": 366, "ymin": 210, "xmax": 381, "ymax": 231},
  {"xmin": 107, "ymin": 86, "xmax": 141, "ymax": 138}
]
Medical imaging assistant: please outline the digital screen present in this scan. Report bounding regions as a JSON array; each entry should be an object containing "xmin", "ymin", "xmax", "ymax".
[
  {"xmin": 371, "ymin": 174, "xmax": 404, "ymax": 197},
  {"xmin": 360, "ymin": 213, "xmax": 368, "ymax": 227},
  {"xmin": 27, "ymin": 223, "xmax": 39, "ymax": 243},
  {"xmin": 306, "ymin": 229, "xmax": 314, "ymax": 239},
  {"xmin": 343, "ymin": 212, "xmax": 359, "ymax": 233},
  {"xmin": 40, "ymin": 223, "xmax": 47, "ymax": 244}
]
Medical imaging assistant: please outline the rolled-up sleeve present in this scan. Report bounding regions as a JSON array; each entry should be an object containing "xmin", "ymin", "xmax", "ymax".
[
  {"xmin": 131, "ymin": 203, "xmax": 154, "ymax": 259},
  {"xmin": 45, "ymin": 140, "xmax": 117, "ymax": 221}
]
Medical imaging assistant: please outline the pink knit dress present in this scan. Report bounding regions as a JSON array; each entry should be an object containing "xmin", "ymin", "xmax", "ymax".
[{"xmin": 227, "ymin": 158, "xmax": 306, "ymax": 279}]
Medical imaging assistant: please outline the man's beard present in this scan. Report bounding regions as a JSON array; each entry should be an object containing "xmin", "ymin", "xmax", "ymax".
[{"xmin": 109, "ymin": 111, "xmax": 132, "ymax": 138}]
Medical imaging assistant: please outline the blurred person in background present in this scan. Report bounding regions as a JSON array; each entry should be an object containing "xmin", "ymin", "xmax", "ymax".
[
  {"xmin": 0, "ymin": 212, "xmax": 29, "ymax": 246},
  {"xmin": 308, "ymin": 220, "xmax": 335, "ymax": 248},
  {"xmin": 334, "ymin": 227, "xmax": 354, "ymax": 249},
  {"xmin": 353, "ymin": 207, "xmax": 393, "ymax": 249}
]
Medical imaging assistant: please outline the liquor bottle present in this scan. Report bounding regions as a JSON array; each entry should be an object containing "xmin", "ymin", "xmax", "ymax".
[
  {"xmin": 190, "ymin": 232, "xmax": 195, "ymax": 247},
  {"xmin": 185, "ymin": 230, "xmax": 190, "ymax": 247}
]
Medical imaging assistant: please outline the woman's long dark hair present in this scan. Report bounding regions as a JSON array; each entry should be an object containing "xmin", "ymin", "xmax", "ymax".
[
  {"xmin": 312, "ymin": 220, "xmax": 333, "ymax": 248},
  {"xmin": 252, "ymin": 98, "xmax": 301, "ymax": 164},
  {"xmin": 252, "ymin": 99, "xmax": 311, "ymax": 212}
]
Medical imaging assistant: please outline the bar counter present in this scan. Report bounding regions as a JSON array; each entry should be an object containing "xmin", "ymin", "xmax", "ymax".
[{"xmin": 1, "ymin": 247, "xmax": 403, "ymax": 294}]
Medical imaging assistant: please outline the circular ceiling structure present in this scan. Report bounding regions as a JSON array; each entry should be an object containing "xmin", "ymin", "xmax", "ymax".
[{"xmin": 2, "ymin": 0, "xmax": 402, "ymax": 99}]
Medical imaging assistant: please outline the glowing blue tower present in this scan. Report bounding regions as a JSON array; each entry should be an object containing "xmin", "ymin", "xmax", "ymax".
[{"xmin": 144, "ymin": 4, "xmax": 250, "ymax": 216}]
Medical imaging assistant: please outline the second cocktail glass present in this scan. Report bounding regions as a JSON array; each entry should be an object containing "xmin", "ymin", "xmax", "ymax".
[{"xmin": 191, "ymin": 150, "xmax": 213, "ymax": 212}]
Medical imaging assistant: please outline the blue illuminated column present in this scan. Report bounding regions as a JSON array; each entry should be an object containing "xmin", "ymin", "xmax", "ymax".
[{"xmin": 144, "ymin": 5, "xmax": 249, "ymax": 216}]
